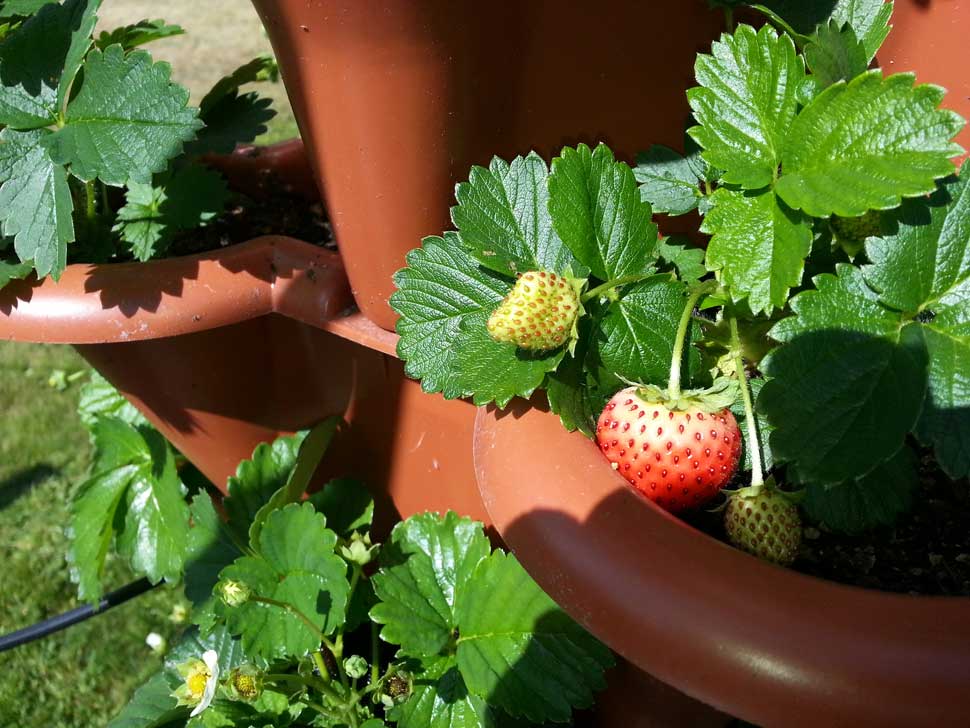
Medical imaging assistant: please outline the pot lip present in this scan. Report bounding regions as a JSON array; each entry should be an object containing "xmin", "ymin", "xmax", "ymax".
[{"xmin": 473, "ymin": 401, "xmax": 970, "ymax": 724}]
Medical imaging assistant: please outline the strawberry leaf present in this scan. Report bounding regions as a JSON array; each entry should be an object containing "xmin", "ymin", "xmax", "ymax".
[
  {"xmin": 188, "ymin": 91, "xmax": 275, "ymax": 157},
  {"xmin": 0, "ymin": 0, "xmax": 52, "ymax": 19},
  {"xmin": 391, "ymin": 234, "xmax": 565, "ymax": 407},
  {"xmin": 546, "ymin": 322, "xmax": 596, "ymax": 437},
  {"xmin": 455, "ymin": 551, "xmax": 613, "ymax": 724},
  {"xmin": 656, "ymin": 235, "xmax": 708, "ymax": 283},
  {"xmin": 77, "ymin": 371, "xmax": 149, "ymax": 429},
  {"xmin": 308, "ymin": 478, "xmax": 374, "ymax": 539},
  {"xmin": 371, "ymin": 512, "xmax": 490, "ymax": 658},
  {"xmin": 864, "ymin": 165, "xmax": 970, "ymax": 477},
  {"xmin": 756, "ymin": 0, "xmax": 892, "ymax": 60},
  {"xmin": 804, "ymin": 19, "xmax": 868, "ymax": 88},
  {"xmin": 184, "ymin": 493, "xmax": 241, "ymax": 632},
  {"xmin": 95, "ymin": 18, "xmax": 184, "ymax": 51},
  {"xmin": 43, "ymin": 44, "xmax": 202, "ymax": 186},
  {"xmin": 106, "ymin": 671, "xmax": 184, "ymax": 728},
  {"xmin": 0, "ymin": 128, "xmax": 74, "ymax": 279},
  {"xmin": 776, "ymin": 71, "xmax": 964, "ymax": 218},
  {"xmin": 802, "ymin": 445, "xmax": 917, "ymax": 534},
  {"xmin": 218, "ymin": 503, "xmax": 349, "ymax": 660},
  {"xmin": 0, "ymin": 0, "xmax": 100, "ymax": 128},
  {"xmin": 549, "ymin": 143, "xmax": 658, "ymax": 281},
  {"xmin": 634, "ymin": 145, "xmax": 703, "ymax": 216},
  {"xmin": 452, "ymin": 153, "xmax": 578, "ymax": 277},
  {"xmin": 728, "ymin": 377, "xmax": 774, "ymax": 472},
  {"xmin": 0, "ymin": 258, "xmax": 33, "ymax": 289},
  {"xmin": 702, "ymin": 188, "xmax": 813, "ymax": 314},
  {"xmin": 687, "ymin": 24, "xmax": 803, "ymax": 190},
  {"xmin": 594, "ymin": 276, "xmax": 703, "ymax": 388},
  {"xmin": 392, "ymin": 657, "xmax": 491, "ymax": 728},
  {"xmin": 760, "ymin": 264, "xmax": 928, "ymax": 485}
]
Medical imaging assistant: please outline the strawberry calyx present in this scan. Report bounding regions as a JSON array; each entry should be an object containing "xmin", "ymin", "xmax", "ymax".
[{"xmin": 624, "ymin": 376, "xmax": 739, "ymax": 416}]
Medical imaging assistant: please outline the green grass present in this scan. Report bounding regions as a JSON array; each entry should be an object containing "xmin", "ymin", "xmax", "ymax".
[{"xmin": 0, "ymin": 344, "xmax": 186, "ymax": 727}]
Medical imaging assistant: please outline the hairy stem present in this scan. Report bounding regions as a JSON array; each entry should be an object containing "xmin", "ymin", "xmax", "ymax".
[
  {"xmin": 667, "ymin": 287, "xmax": 705, "ymax": 399},
  {"xmin": 370, "ymin": 622, "xmax": 380, "ymax": 686},
  {"xmin": 84, "ymin": 180, "xmax": 97, "ymax": 222},
  {"xmin": 581, "ymin": 273, "xmax": 653, "ymax": 302},
  {"xmin": 730, "ymin": 317, "xmax": 764, "ymax": 487},
  {"xmin": 312, "ymin": 650, "xmax": 332, "ymax": 683}
]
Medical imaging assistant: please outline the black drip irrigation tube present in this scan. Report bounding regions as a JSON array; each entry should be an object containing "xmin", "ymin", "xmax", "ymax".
[{"xmin": 0, "ymin": 578, "xmax": 157, "ymax": 652}]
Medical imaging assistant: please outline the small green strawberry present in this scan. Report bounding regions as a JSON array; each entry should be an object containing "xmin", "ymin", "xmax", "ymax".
[
  {"xmin": 725, "ymin": 484, "xmax": 802, "ymax": 566},
  {"xmin": 830, "ymin": 210, "xmax": 882, "ymax": 259},
  {"xmin": 487, "ymin": 270, "xmax": 584, "ymax": 351}
]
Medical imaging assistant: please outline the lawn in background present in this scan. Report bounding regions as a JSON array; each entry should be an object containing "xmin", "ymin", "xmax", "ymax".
[{"xmin": 0, "ymin": 2, "xmax": 301, "ymax": 724}]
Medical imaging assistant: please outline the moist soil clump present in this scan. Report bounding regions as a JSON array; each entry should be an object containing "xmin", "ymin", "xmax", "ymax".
[{"xmin": 684, "ymin": 457, "xmax": 970, "ymax": 596}]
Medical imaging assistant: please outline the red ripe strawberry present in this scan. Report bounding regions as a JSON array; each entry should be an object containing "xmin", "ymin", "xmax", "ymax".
[
  {"xmin": 596, "ymin": 386, "xmax": 741, "ymax": 513},
  {"xmin": 487, "ymin": 271, "xmax": 583, "ymax": 351}
]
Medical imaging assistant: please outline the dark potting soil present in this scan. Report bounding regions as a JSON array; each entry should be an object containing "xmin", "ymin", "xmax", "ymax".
[
  {"xmin": 683, "ymin": 455, "xmax": 970, "ymax": 596},
  {"xmin": 167, "ymin": 170, "xmax": 335, "ymax": 257}
]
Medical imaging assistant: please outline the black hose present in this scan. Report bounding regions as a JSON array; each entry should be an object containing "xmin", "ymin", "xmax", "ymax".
[{"xmin": 0, "ymin": 577, "xmax": 157, "ymax": 652}]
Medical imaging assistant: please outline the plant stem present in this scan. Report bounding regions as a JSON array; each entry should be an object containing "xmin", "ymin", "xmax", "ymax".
[
  {"xmin": 581, "ymin": 274, "xmax": 652, "ymax": 303},
  {"xmin": 370, "ymin": 622, "xmax": 380, "ymax": 686},
  {"xmin": 99, "ymin": 180, "xmax": 110, "ymax": 217},
  {"xmin": 667, "ymin": 287, "xmax": 705, "ymax": 399},
  {"xmin": 84, "ymin": 180, "xmax": 97, "ymax": 223},
  {"xmin": 730, "ymin": 317, "xmax": 764, "ymax": 487},
  {"xmin": 312, "ymin": 649, "xmax": 332, "ymax": 683},
  {"xmin": 724, "ymin": 6, "xmax": 735, "ymax": 32}
]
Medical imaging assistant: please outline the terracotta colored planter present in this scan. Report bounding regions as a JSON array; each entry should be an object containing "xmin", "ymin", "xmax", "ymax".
[
  {"xmin": 878, "ymin": 0, "xmax": 970, "ymax": 157},
  {"xmin": 474, "ymin": 401, "xmax": 970, "ymax": 727},
  {"xmin": 251, "ymin": 0, "xmax": 725, "ymax": 331}
]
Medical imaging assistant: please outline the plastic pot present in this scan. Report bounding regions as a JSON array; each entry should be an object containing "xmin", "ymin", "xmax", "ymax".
[
  {"xmin": 250, "ymin": 0, "xmax": 725, "ymax": 331},
  {"xmin": 473, "ymin": 400, "xmax": 970, "ymax": 728}
]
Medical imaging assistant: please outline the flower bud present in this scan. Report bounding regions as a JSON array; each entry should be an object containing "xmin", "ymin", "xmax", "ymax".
[
  {"xmin": 217, "ymin": 579, "xmax": 252, "ymax": 607},
  {"xmin": 344, "ymin": 655, "xmax": 368, "ymax": 680}
]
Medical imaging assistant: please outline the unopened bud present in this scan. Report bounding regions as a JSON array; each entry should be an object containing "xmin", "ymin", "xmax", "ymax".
[
  {"xmin": 217, "ymin": 579, "xmax": 252, "ymax": 607},
  {"xmin": 344, "ymin": 655, "xmax": 368, "ymax": 680}
]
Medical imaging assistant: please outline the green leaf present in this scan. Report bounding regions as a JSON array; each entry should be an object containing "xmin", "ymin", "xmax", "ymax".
[
  {"xmin": 394, "ymin": 657, "xmax": 491, "ymax": 728},
  {"xmin": 687, "ymin": 24, "xmax": 803, "ymax": 190},
  {"xmin": 546, "ymin": 322, "xmax": 595, "ymax": 437},
  {"xmin": 117, "ymin": 428, "xmax": 190, "ymax": 584},
  {"xmin": 802, "ymin": 445, "xmax": 917, "ymax": 533},
  {"xmin": 776, "ymin": 71, "xmax": 964, "ymax": 218},
  {"xmin": 595, "ymin": 275, "xmax": 703, "ymax": 387},
  {"xmin": 760, "ymin": 264, "xmax": 928, "ymax": 485},
  {"xmin": 371, "ymin": 512, "xmax": 490, "ymax": 658},
  {"xmin": 804, "ymin": 19, "xmax": 868, "ymax": 88},
  {"xmin": 44, "ymin": 44, "xmax": 202, "ymax": 185},
  {"xmin": 220, "ymin": 503, "xmax": 349, "ymax": 660},
  {"xmin": 0, "ymin": 0, "xmax": 100, "ymax": 128},
  {"xmin": 455, "ymin": 552, "xmax": 613, "ymax": 724},
  {"xmin": 452, "ymin": 153, "xmax": 577, "ymax": 277},
  {"xmin": 78, "ymin": 371, "xmax": 149, "ymax": 429},
  {"xmin": 655, "ymin": 235, "xmax": 708, "ymax": 283},
  {"xmin": 107, "ymin": 671, "xmax": 185, "ymax": 728},
  {"xmin": 702, "ymin": 188, "xmax": 813, "ymax": 314},
  {"xmin": 0, "ymin": 128, "xmax": 74, "ymax": 278},
  {"xmin": 114, "ymin": 164, "xmax": 230, "ymax": 260},
  {"xmin": 549, "ymin": 143, "xmax": 658, "ymax": 281},
  {"xmin": 830, "ymin": 0, "xmax": 893, "ymax": 62},
  {"xmin": 248, "ymin": 417, "xmax": 340, "ymax": 544},
  {"xmin": 0, "ymin": 1, "xmax": 53, "ymax": 19},
  {"xmin": 634, "ymin": 145, "xmax": 703, "ymax": 216},
  {"xmin": 391, "ymin": 234, "xmax": 564, "ymax": 407},
  {"xmin": 96, "ymin": 19, "xmax": 184, "ymax": 51},
  {"xmin": 308, "ymin": 478, "xmax": 374, "ymax": 538},
  {"xmin": 165, "ymin": 624, "xmax": 249, "ymax": 675},
  {"xmin": 0, "ymin": 257, "xmax": 33, "ymax": 288},
  {"xmin": 863, "ymin": 166, "xmax": 970, "ymax": 477},
  {"xmin": 184, "ymin": 494, "xmax": 241, "ymax": 630},
  {"xmin": 199, "ymin": 55, "xmax": 278, "ymax": 114}
]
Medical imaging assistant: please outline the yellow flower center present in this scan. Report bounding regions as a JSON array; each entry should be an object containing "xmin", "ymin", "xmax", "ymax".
[
  {"xmin": 233, "ymin": 673, "xmax": 258, "ymax": 699},
  {"xmin": 187, "ymin": 668, "xmax": 211, "ymax": 698}
]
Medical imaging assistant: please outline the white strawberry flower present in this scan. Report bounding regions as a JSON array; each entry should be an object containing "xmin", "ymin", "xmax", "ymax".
[{"xmin": 173, "ymin": 649, "xmax": 220, "ymax": 717}]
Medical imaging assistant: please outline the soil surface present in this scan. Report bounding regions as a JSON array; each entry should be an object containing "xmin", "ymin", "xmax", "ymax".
[
  {"xmin": 168, "ymin": 170, "xmax": 335, "ymax": 257},
  {"xmin": 685, "ymin": 456, "xmax": 970, "ymax": 596}
]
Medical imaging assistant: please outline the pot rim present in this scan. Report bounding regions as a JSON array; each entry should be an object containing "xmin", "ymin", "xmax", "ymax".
[{"xmin": 473, "ymin": 401, "xmax": 970, "ymax": 726}]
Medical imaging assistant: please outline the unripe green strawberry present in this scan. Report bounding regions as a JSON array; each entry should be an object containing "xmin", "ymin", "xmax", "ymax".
[
  {"xmin": 487, "ymin": 271, "xmax": 581, "ymax": 351},
  {"xmin": 725, "ymin": 486, "xmax": 802, "ymax": 566},
  {"xmin": 830, "ymin": 210, "xmax": 881, "ymax": 241}
]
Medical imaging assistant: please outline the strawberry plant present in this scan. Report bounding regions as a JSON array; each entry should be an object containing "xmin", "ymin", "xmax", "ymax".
[
  {"xmin": 0, "ymin": 0, "xmax": 279, "ymax": 285},
  {"xmin": 392, "ymin": 0, "xmax": 970, "ymax": 551}
]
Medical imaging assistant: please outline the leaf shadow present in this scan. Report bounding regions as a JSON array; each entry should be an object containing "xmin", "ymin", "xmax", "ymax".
[{"xmin": 0, "ymin": 463, "xmax": 59, "ymax": 510}]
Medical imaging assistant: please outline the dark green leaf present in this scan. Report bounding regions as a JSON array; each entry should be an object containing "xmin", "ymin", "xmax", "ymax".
[
  {"xmin": 371, "ymin": 512, "xmax": 490, "ymax": 658},
  {"xmin": 455, "ymin": 552, "xmax": 613, "ymax": 724},
  {"xmin": 96, "ymin": 19, "xmax": 184, "ymax": 51},
  {"xmin": 391, "ymin": 234, "xmax": 564, "ymax": 407},
  {"xmin": 188, "ymin": 91, "xmax": 275, "ymax": 157},
  {"xmin": 804, "ymin": 19, "xmax": 868, "ymax": 88},
  {"xmin": 117, "ymin": 427, "xmax": 190, "ymax": 584},
  {"xmin": 394, "ymin": 657, "xmax": 491, "ymax": 728},
  {"xmin": 308, "ymin": 478, "xmax": 374, "ymax": 538},
  {"xmin": 549, "ymin": 143, "xmax": 658, "ymax": 281},
  {"xmin": 702, "ymin": 188, "xmax": 813, "ymax": 314},
  {"xmin": 634, "ymin": 145, "xmax": 702, "ymax": 216},
  {"xmin": 0, "ymin": 0, "xmax": 100, "ymax": 127},
  {"xmin": 655, "ymin": 235, "xmax": 707, "ymax": 283},
  {"xmin": 44, "ymin": 44, "xmax": 202, "ymax": 185},
  {"xmin": 776, "ymin": 71, "xmax": 964, "ymax": 218},
  {"xmin": 546, "ymin": 324, "xmax": 595, "ymax": 437},
  {"xmin": 760, "ymin": 264, "xmax": 928, "ymax": 485},
  {"xmin": 0, "ymin": 128, "xmax": 74, "ymax": 278},
  {"xmin": 0, "ymin": 257, "xmax": 33, "ymax": 288},
  {"xmin": 165, "ymin": 624, "xmax": 249, "ymax": 675},
  {"xmin": 687, "ymin": 24, "xmax": 803, "ymax": 189},
  {"xmin": 199, "ymin": 55, "xmax": 278, "ymax": 115},
  {"xmin": 756, "ymin": 0, "xmax": 892, "ymax": 60},
  {"xmin": 452, "ymin": 153, "xmax": 577, "ymax": 276},
  {"xmin": 917, "ymin": 327, "xmax": 970, "ymax": 479},
  {"xmin": 0, "ymin": 1, "xmax": 53, "ymax": 19},
  {"xmin": 803, "ymin": 446, "xmax": 917, "ymax": 532},
  {"xmin": 728, "ymin": 377, "xmax": 774, "ymax": 472},
  {"xmin": 184, "ymin": 494, "xmax": 241, "ymax": 631},
  {"xmin": 595, "ymin": 276, "xmax": 702, "ymax": 387},
  {"xmin": 220, "ymin": 503, "xmax": 348, "ymax": 660},
  {"xmin": 107, "ymin": 671, "xmax": 185, "ymax": 728}
]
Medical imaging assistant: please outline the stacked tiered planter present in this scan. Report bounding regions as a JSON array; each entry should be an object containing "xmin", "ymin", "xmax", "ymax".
[{"xmin": 3, "ymin": 1, "xmax": 969, "ymax": 725}]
